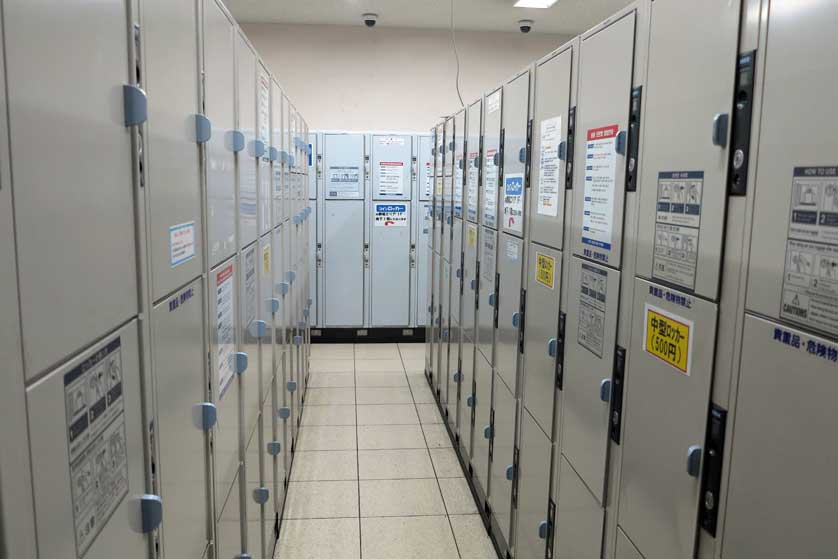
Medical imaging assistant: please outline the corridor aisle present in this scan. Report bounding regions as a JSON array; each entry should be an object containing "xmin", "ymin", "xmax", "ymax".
[{"xmin": 277, "ymin": 343, "xmax": 498, "ymax": 559}]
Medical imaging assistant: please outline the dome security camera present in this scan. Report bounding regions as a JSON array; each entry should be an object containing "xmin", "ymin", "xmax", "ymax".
[
  {"xmin": 519, "ymin": 19, "xmax": 534, "ymax": 33},
  {"xmin": 363, "ymin": 13, "xmax": 378, "ymax": 28}
]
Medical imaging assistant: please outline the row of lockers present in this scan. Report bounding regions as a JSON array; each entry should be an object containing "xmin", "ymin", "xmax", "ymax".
[
  {"xmin": 0, "ymin": 1, "xmax": 314, "ymax": 559},
  {"xmin": 424, "ymin": 1, "xmax": 836, "ymax": 559}
]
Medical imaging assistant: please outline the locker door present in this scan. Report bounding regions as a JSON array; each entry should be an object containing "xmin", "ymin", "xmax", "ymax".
[
  {"xmin": 476, "ymin": 226, "xmax": 498, "ymax": 364},
  {"xmin": 462, "ymin": 222, "xmax": 479, "ymax": 340},
  {"xmin": 466, "ymin": 99, "xmax": 483, "ymax": 224},
  {"xmin": 501, "ymin": 70, "xmax": 531, "ymax": 238},
  {"xmin": 554, "ymin": 457, "xmax": 603, "ymax": 559},
  {"xmin": 458, "ymin": 333, "xmax": 475, "ymax": 461},
  {"xmin": 521, "ymin": 243, "xmax": 563, "ymax": 436},
  {"xmin": 323, "ymin": 201, "xmax": 365, "ymax": 327},
  {"xmin": 282, "ymin": 95, "xmax": 292, "ymax": 221},
  {"xmin": 473, "ymin": 352, "xmax": 493, "ymax": 500},
  {"xmin": 324, "ymin": 133, "xmax": 365, "ymax": 200},
  {"xmin": 429, "ymin": 249, "xmax": 441, "ymax": 380},
  {"xmin": 438, "ymin": 261, "xmax": 452, "ymax": 404},
  {"xmin": 308, "ymin": 133, "xmax": 318, "ymax": 200},
  {"xmin": 433, "ymin": 124, "xmax": 445, "ymax": 257},
  {"xmin": 235, "ymin": 32, "xmax": 257, "ymax": 248},
  {"xmin": 570, "ymin": 11, "xmax": 636, "ymax": 266},
  {"xmin": 272, "ymin": 226, "xmax": 286, "ymax": 365},
  {"xmin": 442, "ymin": 118, "xmax": 454, "ymax": 263},
  {"xmin": 618, "ymin": 279, "xmax": 717, "ymax": 559},
  {"xmin": 446, "ymin": 319, "xmax": 461, "ymax": 432},
  {"xmin": 257, "ymin": 63, "xmax": 272, "ymax": 236},
  {"xmin": 241, "ymin": 243, "xmax": 261, "ymax": 450},
  {"xmin": 516, "ymin": 410, "xmax": 552, "ymax": 559},
  {"xmin": 615, "ymin": 529, "xmax": 644, "ymax": 559},
  {"xmin": 453, "ymin": 111, "xmax": 466, "ymax": 218},
  {"xmin": 260, "ymin": 398, "xmax": 276, "ymax": 559},
  {"xmin": 370, "ymin": 202, "xmax": 412, "ymax": 326},
  {"xmin": 530, "ymin": 46, "xmax": 573, "ymax": 250},
  {"xmin": 416, "ymin": 201, "xmax": 433, "ymax": 327},
  {"xmin": 6, "ymin": 0, "xmax": 137, "ymax": 377},
  {"xmin": 308, "ymin": 200, "xmax": 318, "ymax": 327},
  {"xmin": 495, "ymin": 232, "xmax": 525, "ymax": 393},
  {"xmin": 482, "ymin": 88, "xmax": 503, "ymax": 229},
  {"xmin": 259, "ymin": 235, "xmax": 274, "ymax": 400},
  {"xmin": 723, "ymin": 316, "xmax": 838, "ymax": 558},
  {"xmin": 419, "ymin": 135, "xmax": 434, "ymax": 202},
  {"xmin": 562, "ymin": 256, "xmax": 619, "ymax": 503},
  {"xmin": 489, "ymin": 374, "xmax": 516, "ymax": 545},
  {"xmin": 26, "ymin": 323, "xmax": 148, "ymax": 558},
  {"xmin": 372, "ymin": 134, "xmax": 411, "ymax": 200},
  {"xmin": 152, "ymin": 279, "xmax": 208, "ymax": 558},
  {"xmin": 450, "ymin": 219, "xmax": 464, "ymax": 324},
  {"xmin": 271, "ymin": 80, "xmax": 283, "ymax": 228}
]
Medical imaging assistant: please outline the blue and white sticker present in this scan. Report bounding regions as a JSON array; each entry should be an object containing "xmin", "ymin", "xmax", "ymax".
[
  {"xmin": 169, "ymin": 221, "xmax": 196, "ymax": 267},
  {"xmin": 374, "ymin": 203, "xmax": 408, "ymax": 227},
  {"xmin": 504, "ymin": 173, "xmax": 525, "ymax": 233}
]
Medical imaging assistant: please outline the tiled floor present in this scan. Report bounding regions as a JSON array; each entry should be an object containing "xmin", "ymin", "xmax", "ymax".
[{"xmin": 277, "ymin": 343, "xmax": 498, "ymax": 559}]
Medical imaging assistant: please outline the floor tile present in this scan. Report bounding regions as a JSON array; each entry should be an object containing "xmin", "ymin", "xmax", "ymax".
[
  {"xmin": 423, "ymin": 423, "xmax": 454, "ymax": 448},
  {"xmin": 449, "ymin": 514, "xmax": 498, "ymax": 559},
  {"xmin": 357, "ymin": 424, "xmax": 426, "ymax": 450},
  {"xmin": 355, "ymin": 358, "xmax": 406, "ymax": 372},
  {"xmin": 416, "ymin": 403, "xmax": 444, "ymax": 424},
  {"xmin": 311, "ymin": 344, "xmax": 354, "ymax": 359},
  {"xmin": 308, "ymin": 372, "xmax": 356, "ymax": 388},
  {"xmin": 284, "ymin": 480, "xmax": 359, "ymax": 519},
  {"xmin": 296, "ymin": 425, "xmax": 357, "ymax": 451},
  {"xmin": 290, "ymin": 450, "xmax": 358, "ymax": 481},
  {"xmin": 358, "ymin": 449, "xmax": 435, "ymax": 480},
  {"xmin": 302, "ymin": 404, "xmax": 356, "ymax": 426},
  {"xmin": 439, "ymin": 477, "xmax": 478, "ymax": 514},
  {"xmin": 398, "ymin": 343, "xmax": 426, "ymax": 358},
  {"xmin": 410, "ymin": 384, "xmax": 437, "ymax": 404},
  {"xmin": 354, "ymin": 344, "xmax": 401, "ymax": 360},
  {"xmin": 356, "ymin": 404, "xmax": 418, "ymax": 425},
  {"xmin": 309, "ymin": 358, "xmax": 355, "ymax": 373},
  {"xmin": 359, "ymin": 478, "xmax": 445, "ymax": 517},
  {"xmin": 356, "ymin": 387, "xmax": 414, "ymax": 405},
  {"xmin": 277, "ymin": 518, "xmax": 361, "ymax": 559},
  {"xmin": 429, "ymin": 447, "xmax": 466, "ymax": 478},
  {"xmin": 304, "ymin": 387, "xmax": 356, "ymax": 405},
  {"xmin": 355, "ymin": 372, "xmax": 408, "ymax": 387},
  {"xmin": 361, "ymin": 516, "xmax": 460, "ymax": 559},
  {"xmin": 401, "ymin": 358, "xmax": 426, "ymax": 372}
]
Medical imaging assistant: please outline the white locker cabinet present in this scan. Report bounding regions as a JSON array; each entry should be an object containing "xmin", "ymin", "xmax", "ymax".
[
  {"xmin": 323, "ymin": 133, "xmax": 365, "ymax": 200},
  {"xmin": 465, "ymin": 99, "xmax": 483, "ymax": 224},
  {"xmin": 370, "ymin": 201, "xmax": 412, "ymax": 326},
  {"xmin": 416, "ymin": 201, "xmax": 433, "ymax": 327},
  {"xmin": 453, "ymin": 110, "xmax": 466, "ymax": 218},
  {"xmin": 25, "ymin": 322, "xmax": 148, "ymax": 558},
  {"xmin": 553, "ymin": 457, "xmax": 603, "ymax": 559},
  {"xmin": 442, "ymin": 117, "xmax": 455, "ymax": 263},
  {"xmin": 635, "ymin": 0, "xmax": 743, "ymax": 300},
  {"xmin": 259, "ymin": 234, "xmax": 274, "ymax": 401},
  {"xmin": 271, "ymin": 79, "xmax": 283, "ymax": 228},
  {"xmin": 618, "ymin": 279, "xmax": 718, "ymax": 559},
  {"xmin": 495, "ymin": 232, "xmax": 525, "ymax": 394},
  {"xmin": 235, "ymin": 31, "xmax": 258, "ymax": 248},
  {"xmin": 308, "ymin": 132, "xmax": 318, "ymax": 200},
  {"xmin": 323, "ymin": 200, "xmax": 365, "ymax": 327},
  {"xmin": 515, "ymin": 409, "xmax": 553, "ymax": 559},
  {"xmin": 372, "ymin": 134, "xmax": 412, "ymax": 200},
  {"xmin": 530, "ymin": 43, "xmax": 575, "ymax": 250},
  {"xmin": 419, "ymin": 134, "xmax": 434, "ymax": 202},
  {"xmin": 501, "ymin": 70, "xmax": 531, "ymax": 238},
  {"xmin": 257, "ymin": 63, "xmax": 272, "ymax": 237},
  {"xmin": 308, "ymin": 200, "xmax": 318, "ymax": 327},
  {"xmin": 476, "ymin": 226, "xmax": 498, "ymax": 364},
  {"xmin": 151, "ymin": 279, "xmax": 208, "ymax": 558},
  {"xmin": 472, "ymin": 353, "xmax": 493, "ymax": 504},
  {"xmin": 5, "ymin": 0, "xmax": 137, "ymax": 378},
  {"xmin": 481, "ymin": 87, "xmax": 503, "ymax": 230},
  {"xmin": 488, "ymin": 373, "xmax": 516, "ymax": 547},
  {"xmin": 240, "ymin": 242, "xmax": 262, "ymax": 443},
  {"xmin": 570, "ymin": 10, "xmax": 636, "ymax": 267},
  {"xmin": 143, "ymin": 0, "xmax": 203, "ymax": 301}
]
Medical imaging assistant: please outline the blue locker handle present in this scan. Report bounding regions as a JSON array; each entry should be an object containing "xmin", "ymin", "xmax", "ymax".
[
  {"xmin": 599, "ymin": 378, "xmax": 611, "ymax": 403},
  {"xmin": 687, "ymin": 445, "xmax": 703, "ymax": 478},
  {"xmin": 456, "ymin": 268, "xmax": 462, "ymax": 279},
  {"xmin": 483, "ymin": 425, "xmax": 493, "ymax": 439},
  {"xmin": 231, "ymin": 352, "xmax": 248, "ymax": 375},
  {"xmin": 538, "ymin": 520, "xmax": 549, "ymax": 540},
  {"xmin": 557, "ymin": 141, "xmax": 567, "ymax": 161},
  {"xmin": 287, "ymin": 270, "xmax": 297, "ymax": 284},
  {"xmin": 287, "ymin": 380, "xmax": 298, "ymax": 393},
  {"xmin": 123, "ymin": 84, "xmax": 148, "ymax": 126},
  {"xmin": 267, "ymin": 298, "xmax": 280, "ymax": 314},
  {"xmin": 453, "ymin": 371, "xmax": 462, "ymax": 383},
  {"xmin": 512, "ymin": 311, "xmax": 521, "ymax": 328},
  {"xmin": 467, "ymin": 395, "xmax": 475, "ymax": 408},
  {"xmin": 488, "ymin": 293, "xmax": 496, "ymax": 307},
  {"xmin": 712, "ymin": 113, "xmax": 729, "ymax": 148},
  {"xmin": 249, "ymin": 319, "xmax": 267, "ymax": 339},
  {"xmin": 277, "ymin": 407, "xmax": 291, "ymax": 420},
  {"xmin": 252, "ymin": 487, "xmax": 270, "ymax": 505},
  {"xmin": 303, "ymin": 308, "xmax": 310, "ymax": 319},
  {"xmin": 518, "ymin": 147, "xmax": 527, "ymax": 163},
  {"xmin": 194, "ymin": 114, "xmax": 211, "ymax": 143},
  {"xmin": 267, "ymin": 441, "xmax": 282, "ymax": 456},
  {"xmin": 547, "ymin": 337, "xmax": 557, "ymax": 358},
  {"xmin": 470, "ymin": 279, "xmax": 476, "ymax": 290},
  {"xmin": 140, "ymin": 494, "xmax": 163, "ymax": 533},
  {"xmin": 252, "ymin": 140, "xmax": 266, "ymax": 158},
  {"xmin": 227, "ymin": 130, "xmax": 245, "ymax": 152},
  {"xmin": 493, "ymin": 152, "xmax": 500, "ymax": 166},
  {"xmin": 236, "ymin": 554, "xmax": 252, "ymax": 559},
  {"xmin": 193, "ymin": 402, "xmax": 217, "ymax": 431},
  {"xmin": 615, "ymin": 130, "xmax": 627, "ymax": 156},
  {"xmin": 276, "ymin": 282, "xmax": 290, "ymax": 296},
  {"xmin": 473, "ymin": 155, "xmax": 481, "ymax": 168},
  {"xmin": 505, "ymin": 464, "xmax": 515, "ymax": 481},
  {"xmin": 269, "ymin": 146, "xmax": 279, "ymax": 161},
  {"xmin": 293, "ymin": 335, "xmax": 303, "ymax": 346}
]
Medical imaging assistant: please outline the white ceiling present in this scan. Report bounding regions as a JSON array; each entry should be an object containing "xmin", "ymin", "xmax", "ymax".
[{"xmin": 226, "ymin": 0, "xmax": 633, "ymax": 35}]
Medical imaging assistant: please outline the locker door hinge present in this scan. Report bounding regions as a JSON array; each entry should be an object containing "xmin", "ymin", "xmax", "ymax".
[
  {"xmin": 488, "ymin": 409, "xmax": 495, "ymax": 459},
  {"xmin": 565, "ymin": 106, "xmax": 576, "ymax": 189},
  {"xmin": 364, "ymin": 155, "xmax": 370, "ymax": 182},
  {"xmin": 555, "ymin": 312, "xmax": 566, "ymax": 390},
  {"xmin": 727, "ymin": 50, "xmax": 756, "ymax": 196},
  {"xmin": 474, "ymin": 261, "xmax": 481, "ymax": 310},
  {"xmin": 511, "ymin": 446, "xmax": 520, "ymax": 507},
  {"xmin": 412, "ymin": 156, "xmax": 418, "ymax": 182},
  {"xmin": 493, "ymin": 272, "xmax": 500, "ymax": 329},
  {"xmin": 498, "ymin": 128, "xmax": 506, "ymax": 185},
  {"xmin": 518, "ymin": 288, "xmax": 527, "ymax": 353},
  {"xmin": 545, "ymin": 498, "xmax": 557, "ymax": 559},
  {"xmin": 699, "ymin": 403, "xmax": 728, "ymax": 537},
  {"xmin": 625, "ymin": 87, "xmax": 642, "ymax": 192},
  {"xmin": 524, "ymin": 118, "xmax": 533, "ymax": 188},
  {"xmin": 460, "ymin": 251, "xmax": 465, "ymax": 294},
  {"xmin": 609, "ymin": 345, "xmax": 626, "ymax": 444},
  {"xmin": 478, "ymin": 134, "xmax": 485, "ymax": 188}
]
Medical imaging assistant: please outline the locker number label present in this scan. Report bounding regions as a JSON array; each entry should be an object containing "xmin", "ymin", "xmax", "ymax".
[
  {"xmin": 644, "ymin": 305, "xmax": 693, "ymax": 375},
  {"xmin": 535, "ymin": 252, "xmax": 555, "ymax": 290}
]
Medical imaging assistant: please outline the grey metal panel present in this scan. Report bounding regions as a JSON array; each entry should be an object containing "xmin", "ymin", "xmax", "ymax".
[
  {"xmin": 462, "ymin": 222, "xmax": 479, "ymax": 340},
  {"xmin": 418, "ymin": 135, "xmax": 434, "ymax": 202},
  {"xmin": 476, "ymin": 226, "xmax": 498, "ymax": 364},
  {"xmin": 6, "ymin": 0, "xmax": 137, "ymax": 378},
  {"xmin": 521, "ymin": 242, "xmax": 563, "ymax": 436},
  {"xmin": 615, "ymin": 528, "xmax": 644, "ymax": 559},
  {"xmin": 370, "ymin": 201, "xmax": 412, "ymax": 326},
  {"xmin": 618, "ymin": 278, "xmax": 717, "ymax": 559},
  {"xmin": 530, "ymin": 46, "xmax": 573, "ymax": 250},
  {"xmin": 458, "ymin": 332, "xmax": 475, "ymax": 461},
  {"xmin": 257, "ymin": 64, "xmax": 272, "ymax": 236},
  {"xmin": 562, "ymin": 256, "xmax": 619, "ymax": 503},
  {"xmin": 323, "ymin": 200, "xmax": 365, "ymax": 326},
  {"xmin": 323, "ymin": 133, "xmax": 365, "ymax": 200},
  {"xmin": 466, "ymin": 99, "xmax": 483, "ymax": 224},
  {"xmin": 635, "ymin": 0, "xmax": 742, "ymax": 299},
  {"xmin": 495, "ymin": 232, "xmax": 524, "ymax": 394},
  {"xmin": 235, "ymin": 31, "xmax": 258, "ymax": 248},
  {"xmin": 501, "ymin": 71, "xmax": 531, "ymax": 238},
  {"xmin": 308, "ymin": 133, "xmax": 317, "ymax": 200},
  {"xmin": 554, "ymin": 457, "xmax": 603, "ymax": 559},
  {"xmin": 152, "ymin": 278, "xmax": 208, "ymax": 557},
  {"xmin": 453, "ymin": 111, "xmax": 466, "ymax": 218},
  {"xmin": 271, "ymin": 80, "xmax": 283, "ymax": 228},
  {"xmin": 450, "ymin": 217, "xmax": 464, "ymax": 324},
  {"xmin": 259, "ymin": 234, "xmax": 274, "ymax": 401},
  {"xmin": 372, "ymin": 134, "xmax": 412, "ymax": 201},
  {"xmin": 570, "ymin": 11, "xmax": 636, "ymax": 267},
  {"xmin": 446, "ymin": 319, "xmax": 461, "ymax": 432},
  {"xmin": 488, "ymin": 374, "xmax": 516, "ymax": 545},
  {"xmin": 241, "ymin": 242, "xmax": 261, "ymax": 442},
  {"xmin": 416, "ymin": 201, "xmax": 433, "ymax": 327},
  {"xmin": 723, "ymin": 315, "xmax": 838, "ymax": 558},
  {"xmin": 515, "ymin": 410, "xmax": 552, "ymax": 559},
  {"xmin": 482, "ymin": 87, "xmax": 503, "ymax": 229},
  {"xmin": 26, "ymin": 322, "xmax": 148, "ymax": 558},
  {"xmin": 308, "ymin": 200, "xmax": 318, "ymax": 327},
  {"xmin": 472, "ymin": 352, "xmax": 493, "ymax": 501}
]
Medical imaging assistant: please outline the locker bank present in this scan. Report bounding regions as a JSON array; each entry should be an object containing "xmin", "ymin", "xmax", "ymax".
[{"xmin": 1, "ymin": 1, "xmax": 836, "ymax": 559}]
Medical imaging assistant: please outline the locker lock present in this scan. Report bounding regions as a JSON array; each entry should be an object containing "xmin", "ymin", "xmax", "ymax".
[
  {"xmin": 277, "ymin": 407, "xmax": 291, "ymax": 420},
  {"xmin": 252, "ymin": 487, "xmax": 270, "ymax": 505},
  {"xmin": 599, "ymin": 378, "xmax": 612, "ymax": 403},
  {"xmin": 686, "ymin": 445, "xmax": 703, "ymax": 478},
  {"xmin": 547, "ymin": 337, "xmax": 557, "ymax": 358},
  {"xmin": 483, "ymin": 425, "xmax": 493, "ymax": 439},
  {"xmin": 538, "ymin": 520, "xmax": 549, "ymax": 540},
  {"xmin": 505, "ymin": 464, "xmax": 515, "ymax": 481}
]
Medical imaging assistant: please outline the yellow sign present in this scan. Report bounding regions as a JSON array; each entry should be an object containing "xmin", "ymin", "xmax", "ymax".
[
  {"xmin": 644, "ymin": 305, "xmax": 692, "ymax": 375},
  {"xmin": 535, "ymin": 252, "xmax": 555, "ymax": 289},
  {"xmin": 263, "ymin": 245, "xmax": 271, "ymax": 274},
  {"xmin": 468, "ymin": 226, "xmax": 477, "ymax": 247}
]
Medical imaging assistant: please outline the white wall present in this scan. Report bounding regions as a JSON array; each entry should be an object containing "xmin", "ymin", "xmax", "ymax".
[{"xmin": 242, "ymin": 23, "xmax": 569, "ymax": 131}]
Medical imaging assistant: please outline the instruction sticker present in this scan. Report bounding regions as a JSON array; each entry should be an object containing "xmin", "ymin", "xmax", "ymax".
[
  {"xmin": 328, "ymin": 166, "xmax": 361, "ymax": 197},
  {"xmin": 244, "ymin": 247, "xmax": 257, "ymax": 336},
  {"xmin": 780, "ymin": 166, "xmax": 838, "ymax": 335},
  {"xmin": 535, "ymin": 252, "xmax": 556, "ymax": 290},
  {"xmin": 503, "ymin": 173, "xmax": 525, "ymax": 233},
  {"xmin": 216, "ymin": 264, "xmax": 236, "ymax": 396},
  {"xmin": 377, "ymin": 161, "xmax": 406, "ymax": 197},
  {"xmin": 482, "ymin": 233, "xmax": 497, "ymax": 282},
  {"xmin": 376, "ymin": 136, "xmax": 405, "ymax": 146},
  {"xmin": 169, "ymin": 221, "xmax": 196, "ymax": 268},
  {"xmin": 581, "ymin": 125, "xmax": 619, "ymax": 263},
  {"xmin": 263, "ymin": 244, "xmax": 271, "ymax": 276},
  {"xmin": 454, "ymin": 155, "xmax": 464, "ymax": 216},
  {"xmin": 375, "ymin": 203, "xmax": 408, "ymax": 227},
  {"xmin": 64, "ymin": 337, "xmax": 129, "ymax": 556},
  {"xmin": 643, "ymin": 304, "xmax": 693, "ymax": 375},
  {"xmin": 257, "ymin": 68, "xmax": 271, "ymax": 146},
  {"xmin": 467, "ymin": 223, "xmax": 478, "ymax": 248},
  {"xmin": 424, "ymin": 161, "xmax": 433, "ymax": 198},
  {"xmin": 652, "ymin": 171, "xmax": 703, "ymax": 289},
  {"xmin": 487, "ymin": 91, "xmax": 501, "ymax": 114},
  {"xmin": 467, "ymin": 152, "xmax": 480, "ymax": 222},
  {"xmin": 505, "ymin": 237, "xmax": 520, "ymax": 261},
  {"xmin": 483, "ymin": 148, "xmax": 499, "ymax": 224},
  {"xmin": 538, "ymin": 116, "xmax": 562, "ymax": 217},
  {"xmin": 577, "ymin": 263, "xmax": 608, "ymax": 357}
]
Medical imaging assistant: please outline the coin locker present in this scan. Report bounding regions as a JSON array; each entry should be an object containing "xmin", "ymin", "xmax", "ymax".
[
  {"xmin": 236, "ymin": 31, "xmax": 258, "ymax": 249},
  {"xmin": 271, "ymin": 79, "xmax": 284, "ymax": 229},
  {"xmin": 465, "ymin": 99, "xmax": 483, "ymax": 224},
  {"xmin": 501, "ymin": 69, "xmax": 531, "ymax": 238},
  {"xmin": 481, "ymin": 87, "xmax": 503, "ymax": 230}
]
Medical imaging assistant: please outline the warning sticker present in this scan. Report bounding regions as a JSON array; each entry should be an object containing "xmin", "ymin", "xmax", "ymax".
[
  {"xmin": 503, "ymin": 173, "xmax": 525, "ymax": 233},
  {"xmin": 467, "ymin": 152, "xmax": 480, "ymax": 222},
  {"xmin": 169, "ymin": 221, "xmax": 196, "ymax": 268},
  {"xmin": 375, "ymin": 203, "xmax": 408, "ymax": 227},
  {"xmin": 581, "ymin": 125, "xmax": 619, "ymax": 263},
  {"xmin": 577, "ymin": 263, "xmax": 608, "ymax": 357},
  {"xmin": 781, "ymin": 166, "xmax": 838, "ymax": 334},
  {"xmin": 216, "ymin": 264, "xmax": 236, "ymax": 396},
  {"xmin": 483, "ymin": 148, "xmax": 499, "ymax": 225},
  {"xmin": 64, "ymin": 337, "xmax": 129, "ymax": 556},
  {"xmin": 263, "ymin": 243, "xmax": 271, "ymax": 275},
  {"xmin": 424, "ymin": 161, "xmax": 432, "ymax": 198},
  {"xmin": 643, "ymin": 304, "xmax": 693, "ymax": 375},
  {"xmin": 467, "ymin": 223, "xmax": 478, "ymax": 248},
  {"xmin": 538, "ymin": 116, "xmax": 562, "ymax": 217},
  {"xmin": 652, "ymin": 171, "xmax": 703, "ymax": 289},
  {"xmin": 454, "ymin": 154, "xmax": 464, "ymax": 217},
  {"xmin": 535, "ymin": 252, "xmax": 555, "ymax": 290},
  {"xmin": 328, "ymin": 166, "xmax": 361, "ymax": 198},
  {"xmin": 377, "ymin": 161, "xmax": 406, "ymax": 197}
]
